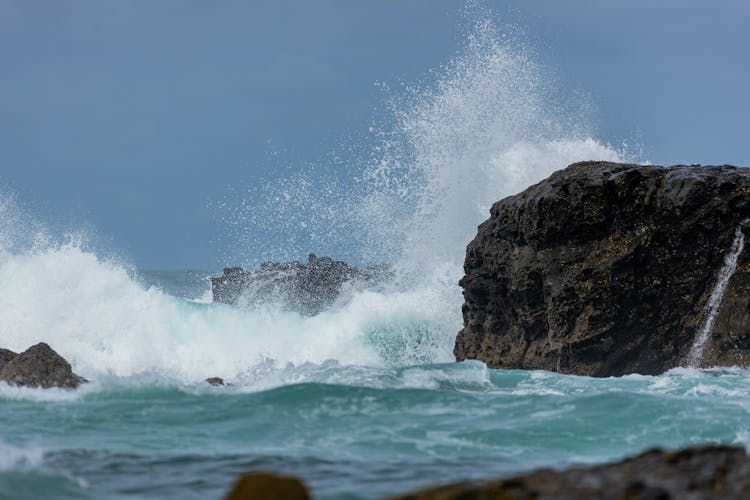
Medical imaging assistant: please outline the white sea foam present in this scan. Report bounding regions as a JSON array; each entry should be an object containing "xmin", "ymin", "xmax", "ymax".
[
  {"xmin": 0, "ymin": 13, "xmax": 623, "ymax": 388},
  {"xmin": 0, "ymin": 439, "xmax": 43, "ymax": 471}
]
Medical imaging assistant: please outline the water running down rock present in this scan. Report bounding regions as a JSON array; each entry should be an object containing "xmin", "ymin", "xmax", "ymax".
[{"xmin": 688, "ymin": 224, "xmax": 747, "ymax": 367}]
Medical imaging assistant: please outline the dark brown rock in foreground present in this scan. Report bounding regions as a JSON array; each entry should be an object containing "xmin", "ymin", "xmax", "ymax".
[
  {"xmin": 0, "ymin": 343, "xmax": 86, "ymax": 389},
  {"xmin": 455, "ymin": 161, "xmax": 750, "ymax": 376},
  {"xmin": 391, "ymin": 445, "xmax": 750, "ymax": 500},
  {"xmin": 224, "ymin": 472, "xmax": 309, "ymax": 500}
]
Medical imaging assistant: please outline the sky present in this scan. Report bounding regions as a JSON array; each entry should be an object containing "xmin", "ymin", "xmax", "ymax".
[{"xmin": 1, "ymin": 0, "xmax": 748, "ymax": 269}]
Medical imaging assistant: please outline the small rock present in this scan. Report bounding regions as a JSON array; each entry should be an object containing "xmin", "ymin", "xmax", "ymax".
[
  {"xmin": 224, "ymin": 472, "xmax": 310, "ymax": 500},
  {"xmin": 0, "ymin": 343, "xmax": 86, "ymax": 389},
  {"xmin": 206, "ymin": 377, "xmax": 225, "ymax": 386}
]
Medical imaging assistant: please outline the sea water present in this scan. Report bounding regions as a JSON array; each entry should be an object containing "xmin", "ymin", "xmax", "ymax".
[{"xmin": 1, "ymin": 11, "xmax": 746, "ymax": 500}]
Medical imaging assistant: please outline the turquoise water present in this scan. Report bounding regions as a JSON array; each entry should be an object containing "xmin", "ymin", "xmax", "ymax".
[{"xmin": 2, "ymin": 360, "xmax": 749, "ymax": 499}]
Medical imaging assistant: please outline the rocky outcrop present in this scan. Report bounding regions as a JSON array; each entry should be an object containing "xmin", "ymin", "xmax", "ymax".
[
  {"xmin": 0, "ymin": 343, "xmax": 86, "ymax": 389},
  {"xmin": 455, "ymin": 161, "xmax": 750, "ymax": 376},
  {"xmin": 224, "ymin": 472, "xmax": 309, "ymax": 500},
  {"xmin": 391, "ymin": 445, "xmax": 750, "ymax": 499},
  {"xmin": 212, "ymin": 253, "xmax": 388, "ymax": 316}
]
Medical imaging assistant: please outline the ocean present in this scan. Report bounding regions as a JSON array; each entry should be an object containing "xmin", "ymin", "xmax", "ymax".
[{"xmin": 1, "ymin": 12, "xmax": 746, "ymax": 500}]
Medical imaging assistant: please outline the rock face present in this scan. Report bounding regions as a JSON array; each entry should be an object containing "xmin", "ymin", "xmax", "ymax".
[
  {"xmin": 212, "ymin": 253, "xmax": 388, "ymax": 316},
  {"xmin": 0, "ymin": 348, "xmax": 17, "ymax": 371},
  {"xmin": 391, "ymin": 445, "xmax": 750, "ymax": 500},
  {"xmin": 0, "ymin": 343, "xmax": 86, "ymax": 389},
  {"xmin": 455, "ymin": 161, "xmax": 750, "ymax": 376}
]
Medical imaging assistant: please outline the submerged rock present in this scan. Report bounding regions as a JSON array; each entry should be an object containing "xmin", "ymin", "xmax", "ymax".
[
  {"xmin": 0, "ymin": 343, "xmax": 86, "ymax": 389},
  {"xmin": 391, "ymin": 445, "xmax": 750, "ymax": 499},
  {"xmin": 456, "ymin": 161, "xmax": 750, "ymax": 376},
  {"xmin": 224, "ymin": 472, "xmax": 309, "ymax": 500},
  {"xmin": 211, "ymin": 253, "xmax": 388, "ymax": 316}
]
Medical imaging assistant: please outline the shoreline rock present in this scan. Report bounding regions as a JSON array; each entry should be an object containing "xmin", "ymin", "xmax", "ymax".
[
  {"xmin": 223, "ymin": 445, "xmax": 750, "ymax": 499},
  {"xmin": 389, "ymin": 445, "xmax": 750, "ymax": 499},
  {"xmin": 0, "ymin": 343, "xmax": 86, "ymax": 389},
  {"xmin": 455, "ymin": 161, "xmax": 750, "ymax": 376},
  {"xmin": 211, "ymin": 253, "xmax": 388, "ymax": 316}
]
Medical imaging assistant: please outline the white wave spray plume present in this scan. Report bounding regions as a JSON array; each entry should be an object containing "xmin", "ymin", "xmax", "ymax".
[
  {"xmin": 356, "ymin": 16, "xmax": 622, "ymax": 283},
  {"xmin": 0, "ymin": 11, "xmax": 625, "ymax": 388}
]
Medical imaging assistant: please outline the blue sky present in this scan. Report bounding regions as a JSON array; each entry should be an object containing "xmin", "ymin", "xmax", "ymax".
[{"xmin": 1, "ymin": 1, "xmax": 748, "ymax": 268}]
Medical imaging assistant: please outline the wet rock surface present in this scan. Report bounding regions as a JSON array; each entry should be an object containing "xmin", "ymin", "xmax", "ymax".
[
  {"xmin": 0, "ymin": 343, "xmax": 86, "ymax": 388},
  {"xmin": 391, "ymin": 445, "xmax": 750, "ymax": 500},
  {"xmin": 224, "ymin": 472, "xmax": 310, "ymax": 500},
  {"xmin": 455, "ymin": 161, "xmax": 750, "ymax": 376},
  {"xmin": 211, "ymin": 253, "xmax": 388, "ymax": 316}
]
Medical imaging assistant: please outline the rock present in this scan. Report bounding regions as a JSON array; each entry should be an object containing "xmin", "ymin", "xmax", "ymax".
[
  {"xmin": 211, "ymin": 253, "xmax": 389, "ymax": 316},
  {"xmin": 391, "ymin": 445, "xmax": 750, "ymax": 500},
  {"xmin": 206, "ymin": 377, "xmax": 225, "ymax": 386},
  {"xmin": 0, "ymin": 343, "xmax": 86, "ymax": 388},
  {"xmin": 224, "ymin": 472, "xmax": 309, "ymax": 500},
  {"xmin": 455, "ymin": 161, "xmax": 750, "ymax": 376},
  {"xmin": 0, "ymin": 348, "xmax": 17, "ymax": 371}
]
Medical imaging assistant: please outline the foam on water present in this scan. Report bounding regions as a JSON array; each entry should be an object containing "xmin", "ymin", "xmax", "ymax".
[
  {"xmin": 0, "ymin": 440, "xmax": 43, "ymax": 471},
  {"xmin": 0, "ymin": 13, "xmax": 624, "ymax": 389},
  {"xmin": 0, "ymin": 238, "xmax": 464, "ymax": 384}
]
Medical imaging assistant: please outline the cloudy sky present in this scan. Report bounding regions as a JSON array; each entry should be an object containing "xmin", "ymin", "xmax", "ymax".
[{"xmin": 1, "ymin": 1, "xmax": 748, "ymax": 268}]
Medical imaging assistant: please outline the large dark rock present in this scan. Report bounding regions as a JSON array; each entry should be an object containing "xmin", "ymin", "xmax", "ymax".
[
  {"xmin": 0, "ymin": 343, "xmax": 86, "ymax": 389},
  {"xmin": 212, "ymin": 253, "xmax": 388, "ymax": 316},
  {"xmin": 391, "ymin": 445, "xmax": 750, "ymax": 499},
  {"xmin": 455, "ymin": 161, "xmax": 750, "ymax": 376}
]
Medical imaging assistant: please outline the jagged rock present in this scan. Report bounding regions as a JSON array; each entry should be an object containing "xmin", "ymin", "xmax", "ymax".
[
  {"xmin": 391, "ymin": 445, "xmax": 750, "ymax": 500},
  {"xmin": 455, "ymin": 161, "xmax": 750, "ymax": 376},
  {"xmin": 224, "ymin": 472, "xmax": 309, "ymax": 500},
  {"xmin": 0, "ymin": 343, "xmax": 86, "ymax": 389},
  {"xmin": 206, "ymin": 377, "xmax": 225, "ymax": 386},
  {"xmin": 211, "ymin": 253, "xmax": 388, "ymax": 316},
  {"xmin": 0, "ymin": 348, "xmax": 17, "ymax": 371}
]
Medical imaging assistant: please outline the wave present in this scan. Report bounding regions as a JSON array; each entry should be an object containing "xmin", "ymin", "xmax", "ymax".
[{"xmin": 0, "ymin": 11, "xmax": 624, "ymax": 388}]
